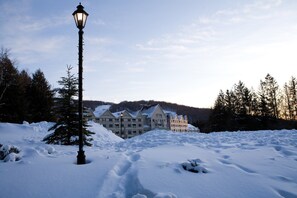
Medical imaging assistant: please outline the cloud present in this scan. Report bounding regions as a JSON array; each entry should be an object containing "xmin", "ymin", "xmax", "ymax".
[
  {"xmin": 213, "ymin": 0, "xmax": 283, "ymax": 24},
  {"xmin": 135, "ymin": 0, "xmax": 287, "ymax": 61},
  {"xmin": 10, "ymin": 35, "xmax": 71, "ymax": 65},
  {"xmin": 1, "ymin": 1, "xmax": 72, "ymax": 35},
  {"xmin": 86, "ymin": 37, "xmax": 114, "ymax": 45},
  {"xmin": 90, "ymin": 18, "xmax": 106, "ymax": 26},
  {"xmin": 243, "ymin": 0, "xmax": 282, "ymax": 12}
]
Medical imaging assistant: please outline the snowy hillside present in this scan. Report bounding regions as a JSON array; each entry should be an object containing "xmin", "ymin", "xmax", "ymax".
[{"xmin": 0, "ymin": 122, "xmax": 297, "ymax": 198}]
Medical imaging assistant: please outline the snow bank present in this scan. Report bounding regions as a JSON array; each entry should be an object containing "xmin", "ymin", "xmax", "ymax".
[
  {"xmin": 0, "ymin": 122, "xmax": 297, "ymax": 198},
  {"xmin": 88, "ymin": 121, "xmax": 123, "ymax": 148}
]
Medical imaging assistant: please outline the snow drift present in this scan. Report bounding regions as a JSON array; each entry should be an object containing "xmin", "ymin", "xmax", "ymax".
[{"xmin": 0, "ymin": 122, "xmax": 297, "ymax": 198}]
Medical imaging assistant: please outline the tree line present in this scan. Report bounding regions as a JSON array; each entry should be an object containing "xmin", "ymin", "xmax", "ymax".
[{"xmin": 207, "ymin": 74, "xmax": 297, "ymax": 132}]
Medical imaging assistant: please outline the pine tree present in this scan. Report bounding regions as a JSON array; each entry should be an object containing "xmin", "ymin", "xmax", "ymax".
[
  {"xmin": 208, "ymin": 90, "xmax": 228, "ymax": 131},
  {"xmin": 233, "ymin": 81, "xmax": 251, "ymax": 115},
  {"xmin": 28, "ymin": 69, "xmax": 54, "ymax": 122},
  {"xmin": 249, "ymin": 88, "xmax": 259, "ymax": 116},
  {"xmin": 44, "ymin": 66, "xmax": 94, "ymax": 146},
  {"xmin": 283, "ymin": 83, "xmax": 292, "ymax": 119},
  {"xmin": 17, "ymin": 70, "xmax": 32, "ymax": 122},
  {"xmin": 288, "ymin": 77, "xmax": 297, "ymax": 120},
  {"xmin": 224, "ymin": 89, "xmax": 236, "ymax": 114},
  {"xmin": 258, "ymin": 74, "xmax": 280, "ymax": 118},
  {"xmin": 0, "ymin": 49, "xmax": 21, "ymax": 122}
]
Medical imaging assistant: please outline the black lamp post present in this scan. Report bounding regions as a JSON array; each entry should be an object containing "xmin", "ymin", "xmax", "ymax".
[
  {"xmin": 120, "ymin": 112, "xmax": 123, "ymax": 138},
  {"xmin": 73, "ymin": 3, "xmax": 88, "ymax": 165}
]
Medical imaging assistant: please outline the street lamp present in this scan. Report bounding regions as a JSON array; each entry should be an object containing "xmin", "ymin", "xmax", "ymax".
[
  {"xmin": 120, "ymin": 112, "xmax": 123, "ymax": 138},
  {"xmin": 73, "ymin": 3, "xmax": 88, "ymax": 165}
]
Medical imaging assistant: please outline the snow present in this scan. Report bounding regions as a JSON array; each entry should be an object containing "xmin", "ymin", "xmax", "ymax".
[
  {"xmin": 141, "ymin": 105, "xmax": 159, "ymax": 118},
  {"xmin": 187, "ymin": 123, "xmax": 199, "ymax": 132},
  {"xmin": 1, "ymin": 122, "xmax": 297, "ymax": 198},
  {"xmin": 93, "ymin": 105, "xmax": 111, "ymax": 117}
]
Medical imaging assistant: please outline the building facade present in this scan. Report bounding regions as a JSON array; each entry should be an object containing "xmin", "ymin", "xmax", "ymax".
[
  {"xmin": 141, "ymin": 104, "xmax": 168, "ymax": 131},
  {"xmin": 92, "ymin": 104, "xmax": 190, "ymax": 138},
  {"xmin": 94, "ymin": 110, "xmax": 144, "ymax": 139},
  {"xmin": 167, "ymin": 113, "xmax": 188, "ymax": 132}
]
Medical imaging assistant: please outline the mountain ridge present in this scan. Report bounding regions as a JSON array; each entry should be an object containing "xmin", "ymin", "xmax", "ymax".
[{"xmin": 83, "ymin": 100, "xmax": 212, "ymax": 124}]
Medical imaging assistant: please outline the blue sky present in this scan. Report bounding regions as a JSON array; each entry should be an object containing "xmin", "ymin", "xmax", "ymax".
[{"xmin": 1, "ymin": 0, "xmax": 297, "ymax": 108}]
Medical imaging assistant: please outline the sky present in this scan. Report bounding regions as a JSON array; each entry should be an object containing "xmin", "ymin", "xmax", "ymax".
[{"xmin": 1, "ymin": 0, "xmax": 297, "ymax": 108}]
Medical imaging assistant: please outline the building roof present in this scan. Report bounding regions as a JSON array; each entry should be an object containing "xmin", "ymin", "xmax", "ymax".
[
  {"xmin": 93, "ymin": 105, "xmax": 111, "ymax": 118},
  {"xmin": 141, "ymin": 104, "xmax": 161, "ymax": 118}
]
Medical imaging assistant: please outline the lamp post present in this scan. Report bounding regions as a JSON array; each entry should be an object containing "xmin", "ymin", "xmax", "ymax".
[
  {"xmin": 120, "ymin": 112, "xmax": 123, "ymax": 138},
  {"xmin": 73, "ymin": 3, "xmax": 88, "ymax": 165}
]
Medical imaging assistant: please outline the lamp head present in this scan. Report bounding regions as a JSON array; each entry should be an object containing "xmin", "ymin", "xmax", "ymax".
[{"xmin": 73, "ymin": 3, "xmax": 89, "ymax": 29}]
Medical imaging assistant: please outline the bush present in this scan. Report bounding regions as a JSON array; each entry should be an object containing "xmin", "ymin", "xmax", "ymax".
[
  {"xmin": 0, "ymin": 144, "xmax": 21, "ymax": 162},
  {"xmin": 181, "ymin": 159, "xmax": 207, "ymax": 173}
]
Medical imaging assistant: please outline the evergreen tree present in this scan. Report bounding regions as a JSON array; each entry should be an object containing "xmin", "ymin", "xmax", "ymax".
[
  {"xmin": 288, "ymin": 77, "xmax": 297, "ymax": 120},
  {"xmin": 17, "ymin": 70, "xmax": 32, "ymax": 122},
  {"xmin": 224, "ymin": 89, "xmax": 236, "ymax": 114},
  {"xmin": 0, "ymin": 49, "xmax": 21, "ymax": 122},
  {"xmin": 258, "ymin": 80, "xmax": 270, "ymax": 117},
  {"xmin": 283, "ymin": 83, "xmax": 292, "ymax": 119},
  {"xmin": 44, "ymin": 66, "xmax": 94, "ymax": 146},
  {"xmin": 208, "ymin": 90, "xmax": 228, "ymax": 131},
  {"xmin": 233, "ymin": 81, "xmax": 251, "ymax": 115},
  {"xmin": 258, "ymin": 74, "xmax": 280, "ymax": 118},
  {"xmin": 28, "ymin": 69, "xmax": 54, "ymax": 122},
  {"xmin": 249, "ymin": 88, "xmax": 259, "ymax": 116}
]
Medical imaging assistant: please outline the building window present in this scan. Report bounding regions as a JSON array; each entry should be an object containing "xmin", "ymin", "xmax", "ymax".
[{"xmin": 109, "ymin": 124, "xmax": 113, "ymax": 128}]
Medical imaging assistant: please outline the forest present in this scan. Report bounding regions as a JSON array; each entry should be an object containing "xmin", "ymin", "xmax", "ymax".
[
  {"xmin": 206, "ymin": 74, "xmax": 297, "ymax": 132},
  {"xmin": 0, "ymin": 49, "xmax": 54, "ymax": 123}
]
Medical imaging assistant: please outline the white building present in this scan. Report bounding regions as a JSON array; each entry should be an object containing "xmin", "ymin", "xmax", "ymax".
[
  {"xmin": 141, "ymin": 104, "xmax": 168, "ymax": 131},
  {"xmin": 93, "ymin": 104, "xmax": 190, "ymax": 138},
  {"xmin": 94, "ymin": 108, "xmax": 144, "ymax": 139}
]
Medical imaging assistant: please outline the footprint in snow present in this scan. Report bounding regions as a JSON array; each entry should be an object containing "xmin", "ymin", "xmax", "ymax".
[
  {"xmin": 276, "ymin": 189, "xmax": 297, "ymax": 198},
  {"xmin": 130, "ymin": 153, "xmax": 141, "ymax": 162},
  {"xmin": 217, "ymin": 158, "xmax": 257, "ymax": 174},
  {"xmin": 218, "ymin": 158, "xmax": 232, "ymax": 165},
  {"xmin": 274, "ymin": 146, "xmax": 296, "ymax": 157}
]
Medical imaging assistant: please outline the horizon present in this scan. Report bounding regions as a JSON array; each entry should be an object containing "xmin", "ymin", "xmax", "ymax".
[{"xmin": 1, "ymin": 0, "xmax": 297, "ymax": 108}]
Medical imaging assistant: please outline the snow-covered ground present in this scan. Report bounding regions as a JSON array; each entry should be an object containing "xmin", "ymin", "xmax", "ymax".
[{"xmin": 1, "ymin": 121, "xmax": 297, "ymax": 198}]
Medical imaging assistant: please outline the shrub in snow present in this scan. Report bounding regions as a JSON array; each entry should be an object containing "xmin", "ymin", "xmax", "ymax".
[
  {"xmin": 0, "ymin": 144, "xmax": 21, "ymax": 162},
  {"xmin": 181, "ymin": 159, "xmax": 207, "ymax": 173}
]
